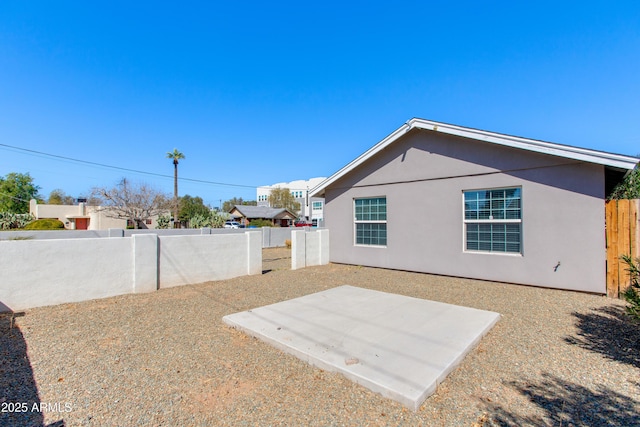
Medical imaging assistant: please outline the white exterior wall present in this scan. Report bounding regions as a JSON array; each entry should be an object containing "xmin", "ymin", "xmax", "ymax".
[
  {"xmin": 291, "ymin": 229, "xmax": 330, "ymax": 270},
  {"xmin": 0, "ymin": 237, "xmax": 134, "ymax": 311},
  {"xmin": 0, "ymin": 232, "xmax": 262, "ymax": 312},
  {"xmin": 159, "ymin": 232, "xmax": 261, "ymax": 288}
]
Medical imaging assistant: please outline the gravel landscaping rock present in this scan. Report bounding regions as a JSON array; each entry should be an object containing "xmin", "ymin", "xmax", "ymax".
[{"xmin": 1, "ymin": 247, "xmax": 639, "ymax": 426}]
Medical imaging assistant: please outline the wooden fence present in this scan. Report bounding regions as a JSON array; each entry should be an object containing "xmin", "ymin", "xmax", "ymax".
[{"xmin": 605, "ymin": 199, "xmax": 639, "ymax": 297}]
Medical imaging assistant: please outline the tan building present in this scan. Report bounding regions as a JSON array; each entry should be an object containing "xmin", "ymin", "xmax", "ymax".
[{"xmin": 29, "ymin": 199, "xmax": 164, "ymax": 230}]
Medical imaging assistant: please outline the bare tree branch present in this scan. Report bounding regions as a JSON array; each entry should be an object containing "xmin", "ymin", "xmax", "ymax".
[{"xmin": 90, "ymin": 178, "xmax": 171, "ymax": 228}]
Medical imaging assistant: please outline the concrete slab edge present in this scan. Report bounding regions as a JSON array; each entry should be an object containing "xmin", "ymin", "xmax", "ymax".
[{"xmin": 223, "ymin": 315, "xmax": 424, "ymax": 410}]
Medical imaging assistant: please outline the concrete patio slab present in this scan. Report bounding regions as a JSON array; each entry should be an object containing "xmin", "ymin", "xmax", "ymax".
[{"xmin": 223, "ymin": 285, "xmax": 500, "ymax": 411}]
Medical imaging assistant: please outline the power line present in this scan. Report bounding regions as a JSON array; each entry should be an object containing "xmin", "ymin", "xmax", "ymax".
[
  {"xmin": 0, "ymin": 190, "xmax": 34, "ymax": 204},
  {"xmin": 327, "ymin": 162, "xmax": 583, "ymax": 191},
  {"xmin": 0, "ymin": 143, "xmax": 259, "ymax": 189}
]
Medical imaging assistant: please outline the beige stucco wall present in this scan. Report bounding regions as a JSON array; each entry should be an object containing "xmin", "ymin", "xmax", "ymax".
[
  {"xmin": 324, "ymin": 129, "xmax": 607, "ymax": 293},
  {"xmin": 29, "ymin": 199, "xmax": 164, "ymax": 230},
  {"xmin": 87, "ymin": 210, "xmax": 127, "ymax": 230}
]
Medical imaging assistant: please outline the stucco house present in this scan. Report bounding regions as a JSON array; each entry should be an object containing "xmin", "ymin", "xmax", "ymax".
[
  {"xmin": 310, "ymin": 118, "xmax": 639, "ymax": 293},
  {"xmin": 229, "ymin": 205, "xmax": 297, "ymax": 227},
  {"xmin": 29, "ymin": 199, "xmax": 165, "ymax": 230}
]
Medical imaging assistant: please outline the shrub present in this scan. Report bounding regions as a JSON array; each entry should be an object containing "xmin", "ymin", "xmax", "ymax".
[
  {"xmin": 23, "ymin": 218, "xmax": 65, "ymax": 230},
  {"xmin": 621, "ymin": 254, "xmax": 640, "ymax": 321},
  {"xmin": 248, "ymin": 219, "xmax": 274, "ymax": 228}
]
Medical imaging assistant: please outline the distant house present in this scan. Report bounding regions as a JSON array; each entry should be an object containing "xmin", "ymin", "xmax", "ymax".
[
  {"xmin": 29, "ymin": 199, "xmax": 165, "ymax": 230},
  {"xmin": 310, "ymin": 118, "xmax": 639, "ymax": 293},
  {"xmin": 229, "ymin": 205, "xmax": 297, "ymax": 227},
  {"xmin": 257, "ymin": 177, "xmax": 326, "ymax": 224}
]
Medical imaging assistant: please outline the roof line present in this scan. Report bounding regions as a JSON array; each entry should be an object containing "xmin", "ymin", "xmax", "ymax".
[{"xmin": 311, "ymin": 118, "xmax": 639, "ymax": 197}]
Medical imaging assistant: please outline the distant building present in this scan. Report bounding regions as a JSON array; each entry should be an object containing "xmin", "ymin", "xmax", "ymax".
[
  {"xmin": 29, "ymin": 199, "xmax": 166, "ymax": 230},
  {"xmin": 257, "ymin": 177, "xmax": 326, "ymax": 225},
  {"xmin": 229, "ymin": 205, "xmax": 297, "ymax": 227}
]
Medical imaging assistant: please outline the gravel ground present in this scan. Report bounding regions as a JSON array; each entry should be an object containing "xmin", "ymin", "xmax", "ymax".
[{"xmin": 2, "ymin": 247, "xmax": 639, "ymax": 426}]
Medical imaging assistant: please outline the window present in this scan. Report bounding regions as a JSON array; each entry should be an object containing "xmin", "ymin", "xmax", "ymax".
[
  {"xmin": 464, "ymin": 188, "xmax": 521, "ymax": 254},
  {"xmin": 312, "ymin": 201, "xmax": 323, "ymax": 211},
  {"xmin": 354, "ymin": 197, "xmax": 387, "ymax": 246}
]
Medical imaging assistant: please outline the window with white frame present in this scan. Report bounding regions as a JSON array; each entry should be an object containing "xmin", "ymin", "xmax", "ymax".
[
  {"xmin": 464, "ymin": 187, "xmax": 521, "ymax": 254},
  {"xmin": 312, "ymin": 201, "xmax": 323, "ymax": 210},
  {"xmin": 354, "ymin": 197, "xmax": 387, "ymax": 246}
]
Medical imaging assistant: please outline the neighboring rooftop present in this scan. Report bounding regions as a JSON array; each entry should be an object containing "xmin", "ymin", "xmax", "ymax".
[{"xmin": 230, "ymin": 205, "xmax": 296, "ymax": 219}]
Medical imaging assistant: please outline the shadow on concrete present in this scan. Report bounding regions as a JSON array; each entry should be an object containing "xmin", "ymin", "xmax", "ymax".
[
  {"xmin": 0, "ymin": 311, "xmax": 65, "ymax": 427},
  {"xmin": 564, "ymin": 305, "xmax": 640, "ymax": 369},
  {"xmin": 484, "ymin": 373, "xmax": 640, "ymax": 426}
]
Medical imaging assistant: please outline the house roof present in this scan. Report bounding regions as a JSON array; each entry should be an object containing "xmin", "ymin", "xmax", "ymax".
[
  {"xmin": 310, "ymin": 118, "xmax": 639, "ymax": 197},
  {"xmin": 231, "ymin": 205, "xmax": 297, "ymax": 219}
]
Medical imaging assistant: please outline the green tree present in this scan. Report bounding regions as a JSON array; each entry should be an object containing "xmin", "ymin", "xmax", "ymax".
[
  {"xmin": 48, "ymin": 189, "xmax": 75, "ymax": 205},
  {"xmin": 0, "ymin": 172, "xmax": 41, "ymax": 213},
  {"xmin": 166, "ymin": 148, "xmax": 185, "ymax": 226},
  {"xmin": 609, "ymin": 166, "xmax": 640, "ymax": 200},
  {"xmin": 268, "ymin": 187, "xmax": 300, "ymax": 212},
  {"xmin": 222, "ymin": 197, "xmax": 257, "ymax": 212},
  {"xmin": 178, "ymin": 195, "xmax": 211, "ymax": 225}
]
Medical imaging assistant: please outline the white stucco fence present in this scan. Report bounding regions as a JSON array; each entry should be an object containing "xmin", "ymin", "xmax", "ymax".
[
  {"xmin": 0, "ymin": 226, "xmax": 297, "ymax": 248},
  {"xmin": 291, "ymin": 229, "xmax": 330, "ymax": 270},
  {"xmin": 159, "ymin": 233, "xmax": 262, "ymax": 288},
  {"xmin": 0, "ymin": 231, "xmax": 262, "ymax": 312}
]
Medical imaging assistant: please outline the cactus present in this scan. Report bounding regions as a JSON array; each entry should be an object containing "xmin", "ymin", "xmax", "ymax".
[{"xmin": 0, "ymin": 212, "xmax": 34, "ymax": 230}]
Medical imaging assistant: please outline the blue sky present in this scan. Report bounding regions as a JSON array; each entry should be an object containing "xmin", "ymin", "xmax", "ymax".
[{"xmin": 1, "ymin": 1, "xmax": 639, "ymax": 207}]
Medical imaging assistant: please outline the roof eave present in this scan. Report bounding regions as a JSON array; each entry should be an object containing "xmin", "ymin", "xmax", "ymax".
[
  {"xmin": 310, "ymin": 118, "xmax": 639, "ymax": 197},
  {"xmin": 310, "ymin": 123, "xmax": 412, "ymax": 197},
  {"xmin": 408, "ymin": 118, "xmax": 639, "ymax": 170}
]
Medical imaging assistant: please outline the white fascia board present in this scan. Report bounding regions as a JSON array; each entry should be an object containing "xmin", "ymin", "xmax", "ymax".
[
  {"xmin": 310, "ymin": 118, "xmax": 639, "ymax": 197},
  {"xmin": 310, "ymin": 123, "xmax": 412, "ymax": 197},
  {"xmin": 409, "ymin": 118, "xmax": 639, "ymax": 170}
]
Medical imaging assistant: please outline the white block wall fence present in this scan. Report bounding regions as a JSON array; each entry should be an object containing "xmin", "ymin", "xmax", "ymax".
[
  {"xmin": 0, "ymin": 226, "xmax": 295, "ymax": 248},
  {"xmin": 291, "ymin": 229, "xmax": 330, "ymax": 270},
  {"xmin": 0, "ymin": 231, "xmax": 263, "ymax": 312}
]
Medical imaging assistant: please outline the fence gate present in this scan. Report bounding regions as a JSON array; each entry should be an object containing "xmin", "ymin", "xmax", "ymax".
[{"xmin": 605, "ymin": 199, "xmax": 639, "ymax": 297}]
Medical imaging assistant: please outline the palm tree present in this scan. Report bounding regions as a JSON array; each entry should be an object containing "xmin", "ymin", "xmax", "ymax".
[{"xmin": 166, "ymin": 148, "xmax": 185, "ymax": 227}]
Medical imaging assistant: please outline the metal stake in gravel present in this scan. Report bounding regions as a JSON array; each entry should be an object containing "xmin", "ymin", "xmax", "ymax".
[{"xmin": 223, "ymin": 285, "xmax": 501, "ymax": 411}]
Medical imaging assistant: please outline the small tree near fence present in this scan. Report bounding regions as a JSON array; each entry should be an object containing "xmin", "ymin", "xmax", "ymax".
[
  {"xmin": 608, "ymin": 167, "xmax": 640, "ymax": 200},
  {"xmin": 621, "ymin": 255, "xmax": 640, "ymax": 321}
]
